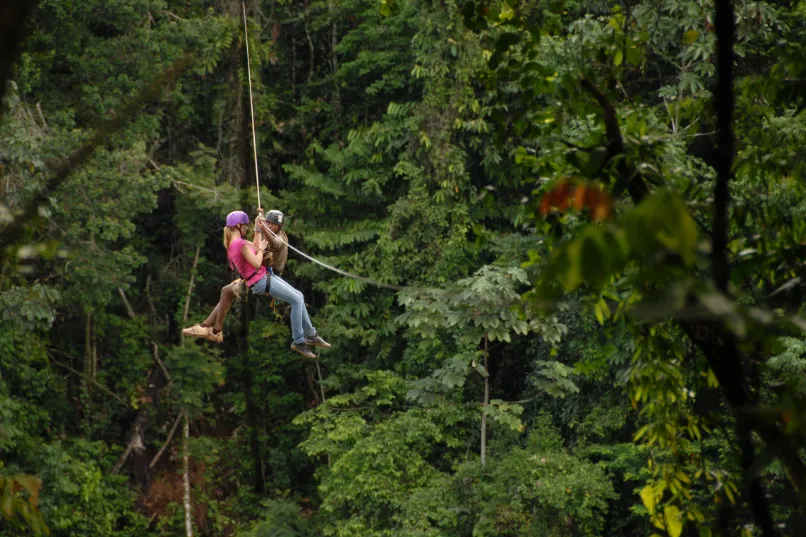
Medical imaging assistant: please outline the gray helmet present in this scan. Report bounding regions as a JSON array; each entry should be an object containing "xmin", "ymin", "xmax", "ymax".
[{"xmin": 266, "ymin": 210, "xmax": 284, "ymax": 226}]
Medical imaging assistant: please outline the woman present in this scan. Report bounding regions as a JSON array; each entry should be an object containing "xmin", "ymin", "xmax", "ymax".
[{"xmin": 184, "ymin": 210, "xmax": 329, "ymax": 359}]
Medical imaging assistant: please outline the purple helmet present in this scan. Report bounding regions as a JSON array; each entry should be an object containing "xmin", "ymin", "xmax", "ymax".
[{"xmin": 225, "ymin": 210, "xmax": 249, "ymax": 227}]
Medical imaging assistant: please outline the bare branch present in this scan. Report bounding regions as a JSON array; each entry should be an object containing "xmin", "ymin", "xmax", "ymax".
[
  {"xmin": 181, "ymin": 246, "xmax": 201, "ymax": 327},
  {"xmin": 45, "ymin": 349, "xmax": 128, "ymax": 406},
  {"xmin": 149, "ymin": 413, "xmax": 183, "ymax": 469},
  {"xmin": 151, "ymin": 342, "xmax": 171, "ymax": 384},
  {"xmin": 118, "ymin": 287, "xmax": 136, "ymax": 318}
]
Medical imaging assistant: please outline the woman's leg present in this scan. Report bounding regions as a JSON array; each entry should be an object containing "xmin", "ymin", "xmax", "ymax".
[
  {"xmin": 200, "ymin": 280, "xmax": 239, "ymax": 333},
  {"xmin": 267, "ymin": 275, "xmax": 315, "ymax": 343}
]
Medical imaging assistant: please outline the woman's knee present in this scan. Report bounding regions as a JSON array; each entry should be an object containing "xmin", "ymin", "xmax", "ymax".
[{"xmin": 222, "ymin": 280, "xmax": 237, "ymax": 298}]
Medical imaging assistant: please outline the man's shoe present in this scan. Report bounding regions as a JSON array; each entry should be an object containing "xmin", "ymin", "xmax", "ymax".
[
  {"xmin": 291, "ymin": 342, "xmax": 317, "ymax": 359},
  {"xmin": 305, "ymin": 334, "xmax": 331, "ymax": 349}
]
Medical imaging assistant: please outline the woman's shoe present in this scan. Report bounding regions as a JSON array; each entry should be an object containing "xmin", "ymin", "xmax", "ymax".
[{"xmin": 182, "ymin": 324, "xmax": 223, "ymax": 343}]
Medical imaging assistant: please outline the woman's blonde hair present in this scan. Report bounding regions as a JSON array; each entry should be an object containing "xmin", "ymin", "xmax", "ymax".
[{"xmin": 223, "ymin": 226, "xmax": 238, "ymax": 249}]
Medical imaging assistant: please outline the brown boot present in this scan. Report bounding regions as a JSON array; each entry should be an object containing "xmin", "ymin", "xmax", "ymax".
[
  {"xmin": 305, "ymin": 334, "xmax": 331, "ymax": 349},
  {"xmin": 290, "ymin": 342, "xmax": 316, "ymax": 359}
]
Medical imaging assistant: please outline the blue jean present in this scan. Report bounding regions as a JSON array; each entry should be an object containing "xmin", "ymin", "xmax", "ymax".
[{"xmin": 250, "ymin": 274, "xmax": 315, "ymax": 344}]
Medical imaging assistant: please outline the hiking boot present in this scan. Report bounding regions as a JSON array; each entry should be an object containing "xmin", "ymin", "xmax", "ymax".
[
  {"xmin": 182, "ymin": 324, "xmax": 223, "ymax": 344},
  {"xmin": 291, "ymin": 342, "xmax": 317, "ymax": 359},
  {"xmin": 305, "ymin": 334, "xmax": 331, "ymax": 349}
]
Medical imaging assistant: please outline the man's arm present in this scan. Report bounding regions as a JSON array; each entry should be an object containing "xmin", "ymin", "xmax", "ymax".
[{"xmin": 257, "ymin": 220, "xmax": 282, "ymax": 248}]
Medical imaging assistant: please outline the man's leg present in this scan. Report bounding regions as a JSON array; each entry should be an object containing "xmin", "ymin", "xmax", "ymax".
[
  {"xmin": 267, "ymin": 275, "xmax": 313, "ymax": 343},
  {"xmin": 267, "ymin": 275, "xmax": 330, "ymax": 352}
]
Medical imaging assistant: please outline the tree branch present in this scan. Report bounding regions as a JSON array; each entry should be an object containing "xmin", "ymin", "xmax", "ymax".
[
  {"xmin": 45, "ymin": 349, "xmax": 128, "ymax": 406},
  {"xmin": 580, "ymin": 77, "xmax": 648, "ymax": 202},
  {"xmin": 149, "ymin": 413, "xmax": 182, "ymax": 469},
  {"xmin": 118, "ymin": 287, "xmax": 136, "ymax": 318},
  {"xmin": 151, "ymin": 342, "xmax": 171, "ymax": 384}
]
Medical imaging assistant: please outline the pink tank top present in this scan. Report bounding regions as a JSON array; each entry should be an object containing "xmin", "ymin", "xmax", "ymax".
[{"xmin": 228, "ymin": 237, "xmax": 267, "ymax": 286}]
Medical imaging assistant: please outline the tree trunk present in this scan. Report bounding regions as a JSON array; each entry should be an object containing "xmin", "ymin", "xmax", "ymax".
[
  {"xmin": 315, "ymin": 361, "xmax": 331, "ymax": 466},
  {"xmin": 329, "ymin": 0, "xmax": 340, "ymax": 122},
  {"xmin": 304, "ymin": 0, "xmax": 314, "ymax": 82},
  {"xmin": 92, "ymin": 329, "xmax": 98, "ymax": 379},
  {"xmin": 84, "ymin": 313, "xmax": 92, "ymax": 380},
  {"xmin": 182, "ymin": 412, "xmax": 193, "ymax": 537},
  {"xmin": 82, "ymin": 312, "xmax": 94, "ymax": 430},
  {"xmin": 291, "ymin": 33, "xmax": 297, "ymax": 100},
  {"xmin": 480, "ymin": 333, "xmax": 489, "ymax": 466},
  {"xmin": 712, "ymin": 1, "xmax": 777, "ymax": 534}
]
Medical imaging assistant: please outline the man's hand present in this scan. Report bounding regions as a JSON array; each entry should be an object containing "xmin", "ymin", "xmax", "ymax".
[
  {"xmin": 255, "ymin": 208, "xmax": 268, "ymax": 235},
  {"xmin": 258, "ymin": 220, "xmax": 271, "ymax": 236}
]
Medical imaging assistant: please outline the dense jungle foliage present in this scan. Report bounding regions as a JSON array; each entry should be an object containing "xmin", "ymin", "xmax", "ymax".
[{"xmin": 3, "ymin": 0, "xmax": 806, "ymax": 535}]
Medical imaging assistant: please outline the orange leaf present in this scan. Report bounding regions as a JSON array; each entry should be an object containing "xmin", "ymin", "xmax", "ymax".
[
  {"xmin": 539, "ymin": 195, "xmax": 551, "ymax": 215},
  {"xmin": 592, "ymin": 201, "xmax": 611, "ymax": 222},
  {"xmin": 573, "ymin": 185, "xmax": 587, "ymax": 210}
]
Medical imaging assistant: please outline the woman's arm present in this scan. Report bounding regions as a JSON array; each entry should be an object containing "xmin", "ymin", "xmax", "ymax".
[{"xmin": 241, "ymin": 238, "xmax": 268, "ymax": 269}]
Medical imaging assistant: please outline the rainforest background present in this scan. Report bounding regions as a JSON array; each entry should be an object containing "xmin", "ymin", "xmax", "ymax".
[{"xmin": 3, "ymin": 0, "xmax": 806, "ymax": 536}]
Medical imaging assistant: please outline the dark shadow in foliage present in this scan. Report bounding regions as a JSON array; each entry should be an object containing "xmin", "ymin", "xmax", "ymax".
[{"xmin": 0, "ymin": 0, "xmax": 32, "ymax": 118}]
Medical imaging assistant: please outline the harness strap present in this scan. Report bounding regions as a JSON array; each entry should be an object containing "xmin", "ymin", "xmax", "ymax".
[{"xmin": 243, "ymin": 268, "xmax": 260, "ymax": 282}]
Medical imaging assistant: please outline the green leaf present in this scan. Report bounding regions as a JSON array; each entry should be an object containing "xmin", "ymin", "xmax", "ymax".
[
  {"xmin": 624, "ymin": 190, "xmax": 698, "ymax": 265},
  {"xmin": 640, "ymin": 485, "xmax": 657, "ymax": 514},
  {"xmin": 499, "ymin": 3, "xmax": 515, "ymax": 21},
  {"xmin": 664, "ymin": 505, "xmax": 683, "ymax": 537},
  {"xmin": 683, "ymin": 30, "xmax": 699, "ymax": 45}
]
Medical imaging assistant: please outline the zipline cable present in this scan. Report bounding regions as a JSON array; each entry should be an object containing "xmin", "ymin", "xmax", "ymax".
[
  {"xmin": 242, "ymin": 1, "xmax": 261, "ymax": 210},
  {"xmin": 264, "ymin": 225, "xmax": 408, "ymax": 292}
]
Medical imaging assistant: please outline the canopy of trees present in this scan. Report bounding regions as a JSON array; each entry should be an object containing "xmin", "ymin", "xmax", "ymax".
[{"xmin": 3, "ymin": 0, "xmax": 806, "ymax": 536}]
